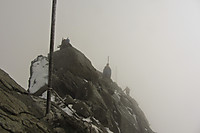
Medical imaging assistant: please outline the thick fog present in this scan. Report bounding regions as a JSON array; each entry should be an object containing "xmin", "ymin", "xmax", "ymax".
[{"xmin": 1, "ymin": 1, "xmax": 200, "ymax": 133}]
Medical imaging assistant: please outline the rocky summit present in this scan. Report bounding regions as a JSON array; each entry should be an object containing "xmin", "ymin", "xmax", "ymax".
[{"xmin": 0, "ymin": 39, "xmax": 155, "ymax": 133}]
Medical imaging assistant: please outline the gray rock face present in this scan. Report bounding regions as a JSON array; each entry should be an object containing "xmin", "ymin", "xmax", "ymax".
[
  {"xmin": 0, "ymin": 42, "xmax": 155, "ymax": 132},
  {"xmin": 28, "ymin": 44, "xmax": 155, "ymax": 133},
  {"xmin": 0, "ymin": 69, "xmax": 52, "ymax": 133},
  {"xmin": 0, "ymin": 68, "xmax": 106, "ymax": 133}
]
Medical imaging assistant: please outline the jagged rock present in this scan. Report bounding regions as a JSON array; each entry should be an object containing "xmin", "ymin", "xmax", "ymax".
[
  {"xmin": 28, "ymin": 42, "xmax": 155, "ymax": 133},
  {"xmin": 72, "ymin": 100, "xmax": 92, "ymax": 118},
  {"xmin": 64, "ymin": 94, "xmax": 74, "ymax": 104},
  {"xmin": 0, "ymin": 69, "xmax": 105, "ymax": 133},
  {"xmin": 0, "ymin": 69, "xmax": 53, "ymax": 133}
]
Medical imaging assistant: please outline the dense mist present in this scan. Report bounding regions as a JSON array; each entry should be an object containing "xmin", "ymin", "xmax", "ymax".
[{"xmin": 1, "ymin": 1, "xmax": 200, "ymax": 133}]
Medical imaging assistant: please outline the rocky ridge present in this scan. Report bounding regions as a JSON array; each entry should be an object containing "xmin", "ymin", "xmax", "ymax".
[
  {"xmin": 0, "ymin": 68, "xmax": 112, "ymax": 133},
  {"xmin": 0, "ymin": 68, "xmax": 52, "ymax": 133},
  {"xmin": 27, "ymin": 41, "xmax": 155, "ymax": 133},
  {"xmin": 0, "ymin": 39, "xmax": 155, "ymax": 133}
]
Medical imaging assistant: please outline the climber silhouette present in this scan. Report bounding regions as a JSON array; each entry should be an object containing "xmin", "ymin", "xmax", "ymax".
[
  {"xmin": 58, "ymin": 37, "xmax": 72, "ymax": 50},
  {"xmin": 103, "ymin": 56, "xmax": 111, "ymax": 79}
]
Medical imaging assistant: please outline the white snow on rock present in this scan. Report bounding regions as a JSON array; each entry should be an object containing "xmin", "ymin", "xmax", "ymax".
[
  {"xmin": 28, "ymin": 55, "xmax": 48, "ymax": 94},
  {"xmin": 63, "ymin": 106, "xmax": 73, "ymax": 116},
  {"xmin": 114, "ymin": 121, "xmax": 121, "ymax": 133},
  {"xmin": 41, "ymin": 91, "xmax": 47, "ymax": 99},
  {"xmin": 105, "ymin": 127, "xmax": 114, "ymax": 133},
  {"xmin": 92, "ymin": 124, "xmax": 101, "ymax": 133},
  {"xmin": 62, "ymin": 104, "xmax": 76, "ymax": 117},
  {"xmin": 93, "ymin": 117, "xmax": 100, "ymax": 124},
  {"xmin": 83, "ymin": 79, "xmax": 88, "ymax": 83},
  {"xmin": 82, "ymin": 117, "xmax": 92, "ymax": 123}
]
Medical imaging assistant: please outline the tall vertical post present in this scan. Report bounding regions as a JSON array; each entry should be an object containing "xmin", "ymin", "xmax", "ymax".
[
  {"xmin": 107, "ymin": 56, "xmax": 109, "ymax": 64},
  {"xmin": 46, "ymin": 0, "xmax": 57, "ymax": 115}
]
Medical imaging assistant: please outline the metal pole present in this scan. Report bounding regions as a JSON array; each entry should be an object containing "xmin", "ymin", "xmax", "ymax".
[{"xmin": 46, "ymin": 0, "xmax": 57, "ymax": 115}]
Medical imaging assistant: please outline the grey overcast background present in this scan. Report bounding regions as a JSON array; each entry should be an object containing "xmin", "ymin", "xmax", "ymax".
[{"xmin": 1, "ymin": 0, "xmax": 200, "ymax": 133}]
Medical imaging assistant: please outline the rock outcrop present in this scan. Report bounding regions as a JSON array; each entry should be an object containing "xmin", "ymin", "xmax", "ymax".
[
  {"xmin": 0, "ymin": 68, "xmax": 53, "ymax": 133},
  {"xmin": 27, "ymin": 41, "xmax": 155, "ymax": 133},
  {"xmin": 0, "ymin": 38, "xmax": 155, "ymax": 133},
  {"xmin": 0, "ymin": 68, "xmax": 111, "ymax": 133}
]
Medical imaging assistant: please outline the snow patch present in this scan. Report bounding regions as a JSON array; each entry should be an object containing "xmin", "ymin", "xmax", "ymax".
[
  {"xmin": 92, "ymin": 124, "xmax": 101, "ymax": 133},
  {"xmin": 93, "ymin": 117, "xmax": 100, "ymax": 124},
  {"xmin": 63, "ymin": 106, "xmax": 73, "ymax": 116},
  {"xmin": 82, "ymin": 117, "xmax": 92, "ymax": 123},
  {"xmin": 62, "ymin": 104, "xmax": 76, "ymax": 117},
  {"xmin": 35, "ymin": 91, "xmax": 56, "ymax": 103},
  {"xmin": 114, "ymin": 121, "xmax": 121, "ymax": 133},
  {"xmin": 41, "ymin": 91, "xmax": 47, "ymax": 99},
  {"xmin": 105, "ymin": 127, "xmax": 114, "ymax": 133},
  {"xmin": 29, "ymin": 56, "xmax": 48, "ymax": 94},
  {"xmin": 83, "ymin": 79, "xmax": 88, "ymax": 82},
  {"xmin": 51, "ymin": 95, "xmax": 56, "ymax": 102}
]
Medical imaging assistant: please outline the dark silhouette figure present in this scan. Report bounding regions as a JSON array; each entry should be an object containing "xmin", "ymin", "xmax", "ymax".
[
  {"xmin": 103, "ymin": 63, "xmax": 111, "ymax": 78},
  {"xmin": 58, "ymin": 38, "xmax": 72, "ymax": 50}
]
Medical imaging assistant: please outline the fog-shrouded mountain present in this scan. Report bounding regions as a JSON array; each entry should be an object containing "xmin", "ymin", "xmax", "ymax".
[{"xmin": 0, "ymin": 38, "xmax": 155, "ymax": 133}]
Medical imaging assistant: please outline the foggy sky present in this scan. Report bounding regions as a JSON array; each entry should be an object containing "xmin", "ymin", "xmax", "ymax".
[{"xmin": 1, "ymin": 1, "xmax": 200, "ymax": 133}]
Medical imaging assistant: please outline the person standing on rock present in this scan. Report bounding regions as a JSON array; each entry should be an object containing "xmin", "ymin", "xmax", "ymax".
[
  {"xmin": 123, "ymin": 87, "xmax": 130, "ymax": 96},
  {"xmin": 57, "ymin": 37, "xmax": 72, "ymax": 50},
  {"xmin": 103, "ymin": 57, "xmax": 111, "ymax": 79}
]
